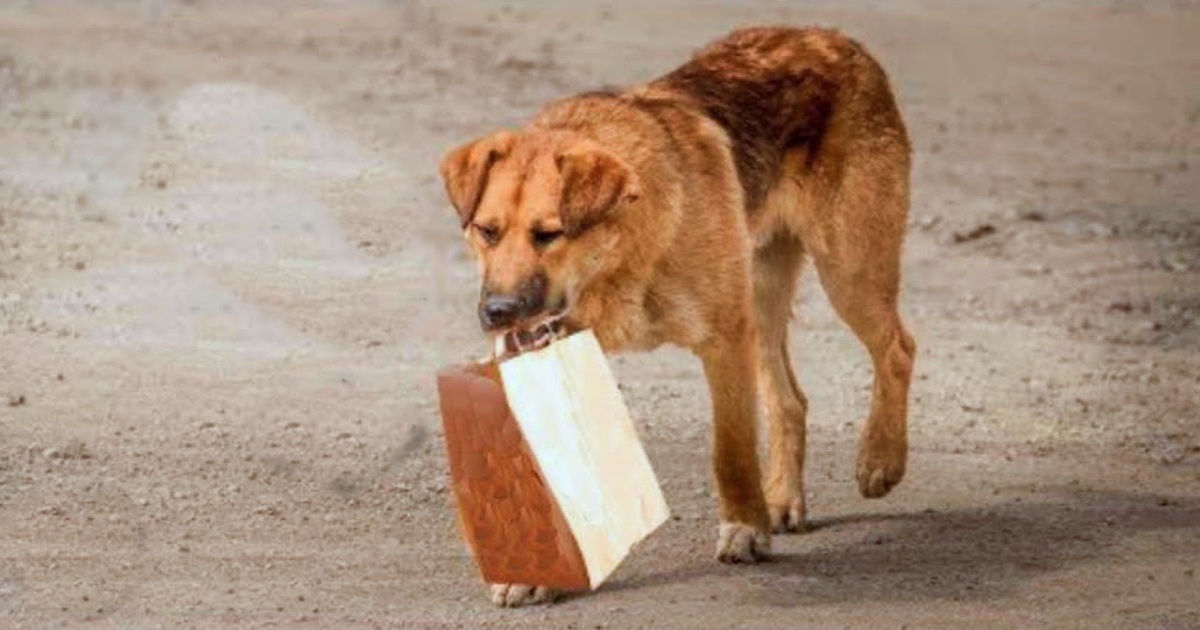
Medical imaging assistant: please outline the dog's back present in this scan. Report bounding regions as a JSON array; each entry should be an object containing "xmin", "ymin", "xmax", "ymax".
[{"xmin": 650, "ymin": 26, "xmax": 910, "ymax": 219}]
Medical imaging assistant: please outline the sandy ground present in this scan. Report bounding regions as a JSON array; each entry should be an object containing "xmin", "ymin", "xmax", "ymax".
[{"xmin": 0, "ymin": 1, "xmax": 1198, "ymax": 628}]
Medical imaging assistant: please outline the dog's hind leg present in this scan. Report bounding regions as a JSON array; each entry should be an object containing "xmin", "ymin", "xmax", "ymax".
[
  {"xmin": 752, "ymin": 232, "xmax": 809, "ymax": 533},
  {"xmin": 805, "ymin": 151, "xmax": 916, "ymax": 499}
]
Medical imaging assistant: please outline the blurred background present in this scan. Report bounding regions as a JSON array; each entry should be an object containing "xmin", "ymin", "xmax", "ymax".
[{"xmin": 0, "ymin": 1, "xmax": 1197, "ymax": 627}]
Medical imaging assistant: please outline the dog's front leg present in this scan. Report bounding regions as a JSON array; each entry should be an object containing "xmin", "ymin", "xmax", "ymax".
[
  {"xmin": 488, "ymin": 583, "xmax": 556, "ymax": 608},
  {"xmin": 698, "ymin": 329, "xmax": 771, "ymax": 563}
]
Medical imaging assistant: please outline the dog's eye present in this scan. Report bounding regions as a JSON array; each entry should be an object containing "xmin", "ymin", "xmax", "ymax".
[
  {"xmin": 473, "ymin": 224, "xmax": 501, "ymax": 246},
  {"xmin": 531, "ymin": 228, "xmax": 564, "ymax": 248}
]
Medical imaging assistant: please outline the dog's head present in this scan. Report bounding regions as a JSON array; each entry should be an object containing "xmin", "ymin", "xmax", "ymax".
[{"xmin": 439, "ymin": 130, "xmax": 641, "ymax": 334}]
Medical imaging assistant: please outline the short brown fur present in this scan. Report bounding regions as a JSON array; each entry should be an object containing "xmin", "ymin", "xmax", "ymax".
[{"xmin": 440, "ymin": 26, "xmax": 916, "ymax": 606}]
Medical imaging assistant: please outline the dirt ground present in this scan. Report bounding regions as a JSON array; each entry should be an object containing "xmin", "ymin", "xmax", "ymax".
[{"xmin": 0, "ymin": 1, "xmax": 1198, "ymax": 628}]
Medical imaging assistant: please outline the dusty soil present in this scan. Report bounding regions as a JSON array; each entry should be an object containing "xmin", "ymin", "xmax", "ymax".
[{"xmin": 1, "ymin": 1, "xmax": 1198, "ymax": 628}]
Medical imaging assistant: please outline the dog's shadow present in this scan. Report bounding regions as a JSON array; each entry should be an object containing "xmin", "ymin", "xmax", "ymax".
[{"xmin": 602, "ymin": 487, "xmax": 1200, "ymax": 606}]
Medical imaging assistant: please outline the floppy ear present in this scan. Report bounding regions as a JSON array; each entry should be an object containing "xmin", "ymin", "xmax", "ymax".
[
  {"xmin": 439, "ymin": 131, "xmax": 516, "ymax": 227},
  {"xmin": 556, "ymin": 146, "xmax": 641, "ymax": 236}
]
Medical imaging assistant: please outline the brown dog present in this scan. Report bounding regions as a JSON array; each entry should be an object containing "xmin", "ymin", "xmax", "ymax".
[{"xmin": 440, "ymin": 26, "xmax": 916, "ymax": 607}]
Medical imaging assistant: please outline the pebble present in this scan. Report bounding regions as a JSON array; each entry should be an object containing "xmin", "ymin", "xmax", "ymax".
[
  {"xmin": 1011, "ymin": 208, "xmax": 1046, "ymax": 222},
  {"xmin": 950, "ymin": 223, "xmax": 997, "ymax": 244},
  {"xmin": 915, "ymin": 215, "xmax": 941, "ymax": 230},
  {"xmin": 1162, "ymin": 252, "xmax": 1190, "ymax": 273},
  {"xmin": 1133, "ymin": 320, "xmax": 1162, "ymax": 334}
]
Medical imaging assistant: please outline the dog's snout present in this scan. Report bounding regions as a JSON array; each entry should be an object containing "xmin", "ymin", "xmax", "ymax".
[
  {"xmin": 478, "ymin": 274, "xmax": 549, "ymax": 331},
  {"xmin": 479, "ymin": 294, "xmax": 523, "ymax": 330}
]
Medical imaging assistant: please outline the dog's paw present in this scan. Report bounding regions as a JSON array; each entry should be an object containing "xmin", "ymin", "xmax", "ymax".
[
  {"xmin": 856, "ymin": 438, "xmax": 906, "ymax": 499},
  {"xmin": 767, "ymin": 496, "xmax": 807, "ymax": 534},
  {"xmin": 489, "ymin": 583, "xmax": 557, "ymax": 608},
  {"xmin": 715, "ymin": 521, "xmax": 770, "ymax": 563}
]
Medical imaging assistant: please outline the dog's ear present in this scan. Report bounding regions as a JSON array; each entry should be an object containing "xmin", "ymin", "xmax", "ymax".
[
  {"xmin": 556, "ymin": 146, "xmax": 641, "ymax": 235},
  {"xmin": 439, "ymin": 131, "xmax": 516, "ymax": 227}
]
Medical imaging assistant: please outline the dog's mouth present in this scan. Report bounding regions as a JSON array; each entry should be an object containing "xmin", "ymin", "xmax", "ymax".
[{"xmin": 493, "ymin": 309, "xmax": 574, "ymax": 357}]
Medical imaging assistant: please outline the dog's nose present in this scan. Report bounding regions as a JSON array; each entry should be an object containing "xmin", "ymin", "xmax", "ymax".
[{"xmin": 479, "ymin": 294, "xmax": 522, "ymax": 330}]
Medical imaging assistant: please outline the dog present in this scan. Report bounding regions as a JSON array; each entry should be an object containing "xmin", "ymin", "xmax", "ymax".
[{"xmin": 439, "ymin": 26, "xmax": 916, "ymax": 607}]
